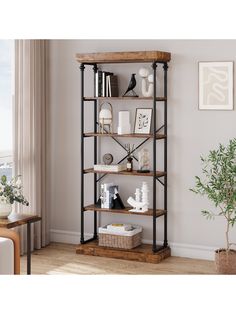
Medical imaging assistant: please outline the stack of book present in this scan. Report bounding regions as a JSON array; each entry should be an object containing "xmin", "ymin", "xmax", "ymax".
[
  {"xmin": 100, "ymin": 182, "xmax": 125, "ymax": 209},
  {"xmin": 95, "ymin": 70, "xmax": 119, "ymax": 97},
  {"xmin": 99, "ymin": 224, "xmax": 142, "ymax": 236},
  {"xmin": 101, "ymin": 183, "xmax": 119, "ymax": 208},
  {"xmin": 107, "ymin": 223, "xmax": 132, "ymax": 232}
]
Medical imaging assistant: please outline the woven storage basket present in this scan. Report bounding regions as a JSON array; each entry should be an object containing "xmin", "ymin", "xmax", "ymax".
[{"xmin": 98, "ymin": 225, "xmax": 142, "ymax": 249}]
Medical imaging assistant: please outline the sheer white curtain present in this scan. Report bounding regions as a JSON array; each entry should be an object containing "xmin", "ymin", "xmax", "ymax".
[{"xmin": 14, "ymin": 40, "xmax": 49, "ymax": 253}]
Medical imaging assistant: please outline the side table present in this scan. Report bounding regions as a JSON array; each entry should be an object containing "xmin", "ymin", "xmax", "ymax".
[{"xmin": 0, "ymin": 214, "xmax": 41, "ymax": 275}]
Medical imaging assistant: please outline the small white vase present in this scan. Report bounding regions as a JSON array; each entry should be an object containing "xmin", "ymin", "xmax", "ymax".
[{"xmin": 0, "ymin": 203, "xmax": 12, "ymax": 218}]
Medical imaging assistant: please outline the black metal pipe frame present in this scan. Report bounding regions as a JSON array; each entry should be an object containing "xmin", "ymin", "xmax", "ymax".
[
  {"xmin": 163, "ymin": 62, "xmax": 168, "ymax": 247},
  {"xmin": 110, "ymin": 137, "xmax": 138, "ymax": 162},
  {"xmin": 156, "ymin": 177, "xmax": 165, "ymax": 187},
  {"xmin": 27, "ymin": 222, "xmax": 31, "ymax": 275},
  {"xmin": 93, "ymin": 64, "xmax": 98, "ymax": 239},
  {"xmin": 97, "ymin": 123, "xmax": 138, "ymax": 162},
  {"xmin": 80, "ymin": 61, "xmax": 168, "ymax": 250},
  {"xmin": 95, "ymin": 126, "xmax": 165, "ymax": 183},
  {"xmin": 96, "ymin": 137, "xmax": 150, "ymax": 183},
  {"xmin": 80, "ymin": 63, "xmax": 85, "ymax": 244},
  {"xmin": 152, "ymin": 62, "xmax": 157, "ymax": 252},
  {"xmin": 82, "ymin": 237, "xmax": 97, "ymax": 244}
]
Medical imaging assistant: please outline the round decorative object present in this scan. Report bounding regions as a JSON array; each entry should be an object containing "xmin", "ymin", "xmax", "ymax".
[
  {"xmin": 139, "ymin": 68, "xmax": 154, "ymax": 97},
  {"xmin": 99, "ymin": 102, "xmax": 113, "ymax": 134},
  {"xmin": 99, "ymin": 108, "xmax": 112, "ymax": 120},
  {"xmin": 103, "ymin": 153, "xmax": 113, "ymax": 165},
  {"xmin": 0, "ymin": 203, "xmax": 12, "ymax": 218},
  {"xmin": 139, "ymin": 67, "xmax": 149, "ymax": 78}
]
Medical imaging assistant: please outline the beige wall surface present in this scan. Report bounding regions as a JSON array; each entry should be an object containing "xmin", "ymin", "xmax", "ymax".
[{"xmin": 48, "ymin": 40, "xmax": 236, "ymax": 259}]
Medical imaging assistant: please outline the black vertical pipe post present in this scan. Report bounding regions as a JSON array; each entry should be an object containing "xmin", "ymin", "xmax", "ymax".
[
  {"xmin": 80, "ymin": 63, "xmax": 85, "ymax": 244},
  {"xmin": 163, "ymin": 62, "xmax": 168, "ymax": 247},
  {"xmin": 152, "ymin": 61, "xmax": 157, "ymax": 252},
  {"xmin": 27, "ymin": 222, "xmax": 31, "ymax": 275},
  {"xmin": 93, "ymin": 64, "xmax": 98, "ymax": 239}
]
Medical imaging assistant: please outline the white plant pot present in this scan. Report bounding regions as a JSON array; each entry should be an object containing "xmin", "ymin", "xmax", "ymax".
[{"xmin": 0, "ymin": 203, "xmax": 12, "ymax": 218}]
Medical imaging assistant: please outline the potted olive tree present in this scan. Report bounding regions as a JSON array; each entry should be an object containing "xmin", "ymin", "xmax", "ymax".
[{"xmin": 191, "ymin": 139, "xmax": 236, "ymax": 274}]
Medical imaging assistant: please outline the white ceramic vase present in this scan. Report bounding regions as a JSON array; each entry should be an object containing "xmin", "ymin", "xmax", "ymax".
[
  {"xmin": 0, "ymin": 203, "xmax": 12, "ymax": 218},
  {"xmin": 139, "ymin": 68, "xmax": 154, "ymax": 97}
]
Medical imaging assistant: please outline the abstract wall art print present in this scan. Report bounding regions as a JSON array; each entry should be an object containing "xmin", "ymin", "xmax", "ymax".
[
  {"xmin": 134, "ymin": 108, "xmax": 152, "ymax": 134},
  {"xmin": 199, "ymin": 61, "xmax": 233, "ymax": 110}
]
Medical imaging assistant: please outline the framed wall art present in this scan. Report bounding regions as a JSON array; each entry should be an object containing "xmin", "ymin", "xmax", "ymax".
[
  {"xmin": 134, "ymin": 108, "xmax": 152, "ymax": 134},
  {"xmin": 198, "ymin": 61, "xmax": 234, "ymax": 110}
]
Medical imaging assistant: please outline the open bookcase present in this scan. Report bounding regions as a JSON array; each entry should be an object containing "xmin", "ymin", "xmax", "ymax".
[{"xmin": 75, "ymin": 50, "xmax": 171, "ymax": 263}]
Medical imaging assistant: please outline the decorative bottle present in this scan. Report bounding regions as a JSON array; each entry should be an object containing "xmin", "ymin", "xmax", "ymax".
[{"xmin": 127, "ymin": 155, "xmax": 133, "ymax": 172}]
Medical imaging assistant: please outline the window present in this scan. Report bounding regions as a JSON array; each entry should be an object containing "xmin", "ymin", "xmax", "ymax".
[{"xmin": 0, "ymin": 40, "xmax": 14, "ymax": 181}]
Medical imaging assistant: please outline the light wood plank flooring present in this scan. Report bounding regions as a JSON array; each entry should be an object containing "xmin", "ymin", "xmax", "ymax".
[
  {"xmin": 21, "ymin": 243, "xmax": 215, "ymax": 275},
  {"xmin": 20, "ymin": 242, "xmax": 216, "ymax": 275}
]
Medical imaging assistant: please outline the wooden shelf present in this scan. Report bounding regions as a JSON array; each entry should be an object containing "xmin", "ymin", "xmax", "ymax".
[
  {"xmin": 76, "ymin": 240, "xmax": 171, "ymax": 264},
  {"xmin": 0, "ymin": 214, "xmax": 41, "ymax": 229},
  {"xmin": 84, "ymin": 168, "xmax": 165, "ymax": 177},
  {"xmin": 83, "ymin": 96, "xmax": 166, "ymax": 101},
  {"xmin": 76, "ymin": 50, "xmax": 171, "ymax": 64},
  {"xmin": 84, "ymin": 204, "xmax": 166, "ymax": 217},
  {"xmin": 84, "ymin": 132, "xmax": 166, "ymax": 139},
  {"xmin": 76, "ymin": 49, "xmax": 171, "ymax": 262}
]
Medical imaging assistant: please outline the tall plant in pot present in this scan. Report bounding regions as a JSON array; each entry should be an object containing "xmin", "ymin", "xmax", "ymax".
[
  {"xmin": 0, "ymin": 175, "xmax": 29, "ymax": 218},
  {"xmin": 190, "ymin": 139, "xmax": 236, "ymax": 274}
]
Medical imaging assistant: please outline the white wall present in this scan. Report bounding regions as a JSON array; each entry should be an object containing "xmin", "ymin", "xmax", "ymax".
[{"xmin": 48, "ymin": 40, "xmax": 236, "ymax": 260}]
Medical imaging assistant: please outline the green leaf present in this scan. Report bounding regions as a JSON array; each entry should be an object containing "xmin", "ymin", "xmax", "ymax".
[
  {"xmin": 190, "ymin": 138, "xmax": 236, "ymax": 230},
  {"xmin": 1, "ymin": 175, "xmax": 7, "ymax": 184}
]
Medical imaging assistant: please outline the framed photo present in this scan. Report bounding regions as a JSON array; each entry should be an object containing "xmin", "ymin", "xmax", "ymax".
[
  {"xmin": 134, "ymin": 108, "xmax": 153, "ymax": 134},
  {"xmin": 199, "ymin": 61, "xmax": 234, "ymax": 110}
]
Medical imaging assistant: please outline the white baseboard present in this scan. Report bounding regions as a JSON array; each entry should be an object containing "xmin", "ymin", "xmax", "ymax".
[
  {"xmin": 50, "ymin": 229, "xmax": 216, "ymax": 261},
  {"xmin": 165, "ymin": 242, "xmax": 215, "ymax": 260},
  {"xmin": 50, "ymin": 229, "xmax": 82, "ymax": 245}
]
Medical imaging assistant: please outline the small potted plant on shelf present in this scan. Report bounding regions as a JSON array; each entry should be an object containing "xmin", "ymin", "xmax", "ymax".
[
  {"xmin": 0, "ymin": 175, "xmax": 29, "ymax": 218},
  {"xmin": 190, "ymin": 139, "xmax": 236, "ymax": 274}
]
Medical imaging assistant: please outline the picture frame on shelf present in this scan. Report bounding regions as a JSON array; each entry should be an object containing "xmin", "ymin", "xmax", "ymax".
[
  {"xmin": 134, "ymin": 108, "xmax": 153, "ymax": 134},
  {"xmin": 198, "ymin": 61, "xmax": 234, "ymax": 110}
]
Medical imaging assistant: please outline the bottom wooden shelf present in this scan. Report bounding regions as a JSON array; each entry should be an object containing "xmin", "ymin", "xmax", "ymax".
[{"xmin": 76, "ymin": 240, "xmax": 171, "ymax": 264}]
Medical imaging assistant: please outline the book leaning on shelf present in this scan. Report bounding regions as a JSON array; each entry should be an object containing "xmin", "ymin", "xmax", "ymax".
[
  {"xmin": 95, "ymin": 71, "xmax": 103, "ymax": 97},
  {"xmin": 95, "ymin": 70, "xmax": 118, "ymax": 97},
  {"xmin": 100, "ymin": 183, "xmax": 125, "ymax": 209},
  {"xmin": 99, "ymin": 183, "xmax": 112, "ymax": 208},
  {"xmin": 107, "ymin": 75, "xmax": 118, "ymax": 97},
  {"xmin": 102, "ymin": 184, "xmax": 118, "ymax": 208}
]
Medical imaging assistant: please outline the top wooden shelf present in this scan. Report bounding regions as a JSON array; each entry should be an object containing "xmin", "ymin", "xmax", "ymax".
[{"xmin": 76, "ymin": 50, "xmax": 171, "ymax": 64}]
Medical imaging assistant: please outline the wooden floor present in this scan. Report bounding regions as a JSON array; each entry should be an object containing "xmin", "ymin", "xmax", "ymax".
[{"xmin": 20, "ymin": 242, "xmax": 216, "ymax": 274}]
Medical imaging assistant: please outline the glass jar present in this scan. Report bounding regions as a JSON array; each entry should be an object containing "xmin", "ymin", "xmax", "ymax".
[{"xmin": 137, "ymin": 148, "xmax": 150, "ymax": 173}]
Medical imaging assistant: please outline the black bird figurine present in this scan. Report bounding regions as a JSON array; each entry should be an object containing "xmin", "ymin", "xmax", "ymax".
[{"xmin": 123, "ymin": 73, "xmax": 138, "ymax": 97}]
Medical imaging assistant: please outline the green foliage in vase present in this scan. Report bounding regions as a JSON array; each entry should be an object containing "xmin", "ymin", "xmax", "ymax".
[
  {"xmin": 190, "ymin": 139, "xmax": 236, "ymax": 252},
  {"xmin": 0, "ymin": 175, "xmax": 29, "ymax": 206}
]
